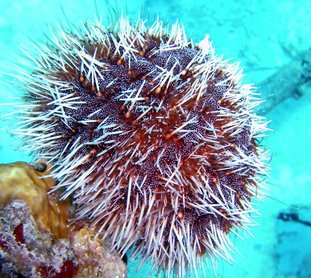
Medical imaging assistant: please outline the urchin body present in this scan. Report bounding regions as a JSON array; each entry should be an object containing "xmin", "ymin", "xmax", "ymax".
[{"xmin": 16, "ymin": 18, "xmax": 268, "ymax": 277}]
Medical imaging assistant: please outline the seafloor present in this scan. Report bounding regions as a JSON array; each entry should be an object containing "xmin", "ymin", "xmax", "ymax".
[{"xmin": 0, "ymin": 0, "xmax": 310, "ymax": 277}]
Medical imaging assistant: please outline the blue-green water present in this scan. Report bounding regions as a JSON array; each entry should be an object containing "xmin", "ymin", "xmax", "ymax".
[{"xmin": 0, "ymin": 0, "xmax": 310, "ymax": 277}]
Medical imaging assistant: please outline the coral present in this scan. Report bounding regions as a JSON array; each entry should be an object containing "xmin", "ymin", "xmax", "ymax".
[
  {"xmin": 0, "ymin": 163, "xmax": 127, "ymax": 278},
  {"xmin": 70, "ymin": 227, "xmax": 127, "ymax": 278},
  {"xmin": 0, "ymin": 199, "xmax": 77, "ymax": 277},
  {"xmin": 0, "ymin": 162, "xmax": 70, "ymax": 238},
  {"xmin": 14, "ymin": 17, "xmax": 269, "ymax": 276}
]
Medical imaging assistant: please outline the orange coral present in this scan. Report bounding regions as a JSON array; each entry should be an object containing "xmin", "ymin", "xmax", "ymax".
[{"xmin": 0, "ymin": 162, "xmax": 70, "ymax": 238}]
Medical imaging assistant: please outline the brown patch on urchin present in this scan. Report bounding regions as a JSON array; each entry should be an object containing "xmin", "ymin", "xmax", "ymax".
[{"xmin": 16, "ymin": 18, "xmax": 269, "ymax": 277}]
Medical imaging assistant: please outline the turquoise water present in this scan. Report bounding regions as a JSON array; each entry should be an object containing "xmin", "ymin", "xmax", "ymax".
[{"xmin": 0, "ymin": 0, "xmax": 310, "ymax": 277}]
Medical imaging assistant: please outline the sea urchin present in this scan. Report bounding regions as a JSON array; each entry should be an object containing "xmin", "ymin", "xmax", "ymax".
[{"xmin": 15, "ymin": 17, "xmax": 268, "ymax": 277}]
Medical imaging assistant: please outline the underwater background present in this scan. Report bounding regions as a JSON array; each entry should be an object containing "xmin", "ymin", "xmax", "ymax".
[{"xmin": 0, "ymin": 0, "xmax": 310, "ymax": 277}]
